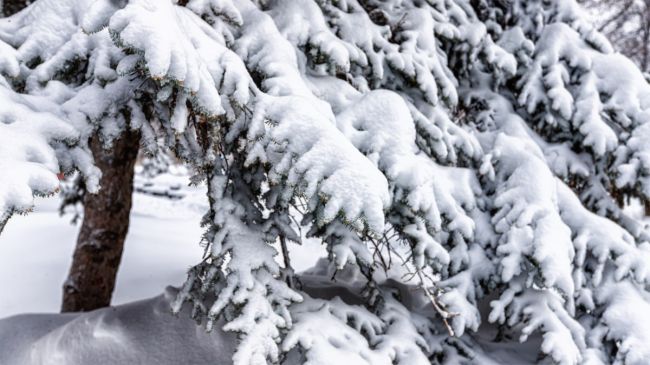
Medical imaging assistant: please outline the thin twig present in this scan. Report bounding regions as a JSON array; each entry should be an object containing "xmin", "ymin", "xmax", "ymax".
[{"xmin": 416, "ymin": 270, "xmax": 458, "ymax": 337}]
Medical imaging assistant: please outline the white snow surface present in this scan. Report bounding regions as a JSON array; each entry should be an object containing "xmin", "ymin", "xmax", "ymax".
[
  {"xmin": 0, "ymin": 288, "xmax": 237, "ymax": 365},
  {"xmin": 0, "ymin": 190, "xmax": 204, "ymax": 318},
  {"xmin": 0, "ymin": 268, "xmax": 539, "ymax": 365}
]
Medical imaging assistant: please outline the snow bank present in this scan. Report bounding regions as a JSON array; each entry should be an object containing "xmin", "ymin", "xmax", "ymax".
[
  {"xmin": 0, "ymin": 287, "xmax": 236, "ymax": 365},
  {"xmin": 0, "ymin": 277, "xmax": 539, "ymax": 365}
]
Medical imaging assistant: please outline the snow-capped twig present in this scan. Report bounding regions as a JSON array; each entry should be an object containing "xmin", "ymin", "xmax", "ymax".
[{"xmin": 416, "ymin": 270, "xmax": 458, "ymax": 337}]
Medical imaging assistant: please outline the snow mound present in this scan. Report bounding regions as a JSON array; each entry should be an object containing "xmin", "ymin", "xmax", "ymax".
[
  {"xmin": 0, "ymin": 287, "xmax": 236, "ymax": 365},
  {"xmin": 0, "ymin": 269, "xmax": 539, "ymax": 365}
]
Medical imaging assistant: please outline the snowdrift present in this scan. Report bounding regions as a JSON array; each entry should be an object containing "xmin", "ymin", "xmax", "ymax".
[
  {"xmin": 0, "ymin": 268, "xmax": 540, "ymax": 365},
  {"xmin": 0, "ymin": 287, "xmax": 236, "ymax": 365}
]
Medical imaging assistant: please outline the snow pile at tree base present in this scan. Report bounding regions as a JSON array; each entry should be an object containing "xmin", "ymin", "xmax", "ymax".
[
  {"xmin": 0, "ymin": 287, "xmax": 237, "ymax": 365},
  {"xmin": 0, "ymin": 281, "xmax": 540, "ymax": 365}
]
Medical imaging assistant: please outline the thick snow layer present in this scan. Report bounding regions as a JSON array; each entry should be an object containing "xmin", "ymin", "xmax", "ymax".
[
  {"xmin": 0, "ymin": 276, "xmax": 540, "ymax": 365},
  {"xmin": 0, "ymin": 287, "xmax": 237, "ymax": 365}
]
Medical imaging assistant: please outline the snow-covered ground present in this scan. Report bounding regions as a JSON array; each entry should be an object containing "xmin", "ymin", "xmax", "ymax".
[
  {"xmin": 0, "ymin": 189, "xmax": 204, "ymax": 318},
  {"xmin": 0, "ymin": 287, "xmax": 239, "ymax": 365}
]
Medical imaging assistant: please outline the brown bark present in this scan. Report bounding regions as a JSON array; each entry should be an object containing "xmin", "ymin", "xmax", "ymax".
[{"xmin": 61, "ymin": 129, "xmax": 141, "ymax": 312}]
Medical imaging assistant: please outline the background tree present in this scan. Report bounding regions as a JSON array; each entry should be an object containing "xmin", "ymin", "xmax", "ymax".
[
  {"xmin": 581, "ymin": 0, "xmax": 650, "ymax": 73},
  {"xmin": 2, "ymin": 0, "xmax": 650, "ymax": 364}
]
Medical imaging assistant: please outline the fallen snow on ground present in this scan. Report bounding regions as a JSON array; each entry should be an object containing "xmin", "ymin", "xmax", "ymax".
[
  {"xmin": 0, "ymin": 270, "xmax": 540, "ymax": 365},
  {"xmin": 0, "ymin": 287, "xmax": 237, "ymax": 365},
  {"xmin": 0, "ymin": 191, "xmax": 205, "ymax": 318}
]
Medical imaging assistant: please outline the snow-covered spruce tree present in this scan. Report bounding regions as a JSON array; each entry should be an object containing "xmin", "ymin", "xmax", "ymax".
[{"xmin": 2, "ymin": 0, "xmax": 650, "ymax": 363}]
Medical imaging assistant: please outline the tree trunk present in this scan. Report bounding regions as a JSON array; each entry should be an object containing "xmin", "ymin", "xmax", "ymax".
[{"xmin": 61, "ymin": 129, "xmax": 141, "ymax": 312}]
